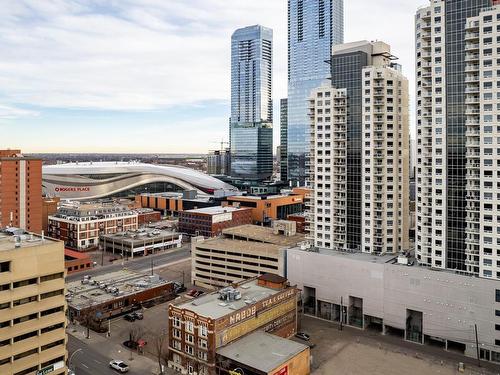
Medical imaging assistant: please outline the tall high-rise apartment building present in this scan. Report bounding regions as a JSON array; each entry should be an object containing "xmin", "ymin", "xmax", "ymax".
[
  {"xmin": 415, "ymin": 0, "xmax": 500, "ymax": 277},
  {"xmin": 207, "ymin": 149, "xmax": 231, "ymax": 176},
  {"xmin": 0, "ymin": 150, "xmax": 42, "ymax": 233},
  {"xmin": 287, "ymin": 0, "xmax": 344, "ymax": 186},
  {"xmin": 307, "ymin": 41, "xmax": 410, "ymax": 254},
  {"xmin": 0, "ymin": 229, "xmax": 67, "ymax": 375},
  {"xmin": 230, "ymin": 25, "xmax": 273, "ymax": 181},
  {"xmin": 280, "ymin": 98, "xmax": 288, "ymax": 182}
]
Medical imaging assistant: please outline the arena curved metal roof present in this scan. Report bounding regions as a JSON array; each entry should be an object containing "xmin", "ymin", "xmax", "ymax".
[{"xmin": 42, "ymin": 161, "xmax": 237, "ymax": 200}]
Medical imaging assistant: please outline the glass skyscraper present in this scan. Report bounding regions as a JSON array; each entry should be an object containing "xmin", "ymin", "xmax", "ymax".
[
  {"xmin": 287, "ymin": 0, "xmax": 344, "ymax": 186},
  {"xmin": 230, "ymin": 25, "xmax": 273, "ymax": 181}
]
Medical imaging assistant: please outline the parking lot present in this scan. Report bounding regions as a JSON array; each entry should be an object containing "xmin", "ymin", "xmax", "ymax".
[{"xmin": 299, "ymin": 316, "xmax": 500, "ymax": 375}]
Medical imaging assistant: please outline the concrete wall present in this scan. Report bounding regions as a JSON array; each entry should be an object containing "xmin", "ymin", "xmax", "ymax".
[{"xmin": 287, "ymin": 249, "xmax": 500, "ymax": 360}]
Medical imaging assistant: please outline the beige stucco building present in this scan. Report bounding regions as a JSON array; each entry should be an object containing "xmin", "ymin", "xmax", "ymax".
[{"xmin": 0, "ymin": 229, "xmax": 67, "ymax": 375}]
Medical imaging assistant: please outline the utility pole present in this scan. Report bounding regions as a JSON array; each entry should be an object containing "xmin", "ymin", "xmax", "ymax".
[
  {"xmin": 474, "ymin": 324, "xmax": 481, "ymax": 368},
  {"xmin": 339, "ymin": 296, "xmax": 343, "ymax": 331},
  {"xmin": 151, "ymin": 259, "xmax": 154, "ymax": 276}
]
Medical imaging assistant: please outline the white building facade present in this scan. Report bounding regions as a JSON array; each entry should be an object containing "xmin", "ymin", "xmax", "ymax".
[{"xmin": 307, "ymin": 41, "xmax": 410, "ymax": 255}]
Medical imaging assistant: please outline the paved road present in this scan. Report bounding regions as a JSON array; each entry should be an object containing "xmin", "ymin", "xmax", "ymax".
[
  {"xmin": 67, "ymin": 247, "xmax": 191, "ymax": 282},
  {"xmin": 68, "ymin": 335, "xmax": 148, "ymax": 375}
]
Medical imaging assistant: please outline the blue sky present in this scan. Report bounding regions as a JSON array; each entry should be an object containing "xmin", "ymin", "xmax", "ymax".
[{"xmin": 0, "ymin": 0, "xmax": 418, "ymax": 153}]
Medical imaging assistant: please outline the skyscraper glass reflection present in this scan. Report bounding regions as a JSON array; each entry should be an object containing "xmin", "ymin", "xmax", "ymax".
[
  {"xmin": 287, "ymin": 0, "xmax": 344, "ymax": 185},
  {"xmin": 230, "ymin": 25, "xmax": 273, "ymax": 181}
]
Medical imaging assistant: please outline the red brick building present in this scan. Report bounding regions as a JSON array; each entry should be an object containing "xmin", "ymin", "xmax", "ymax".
[
  {"xmin": 179, "ymin": 206, "xmax": 252, "ymax": 237},
  {"xmin": 0, "ymin": 149, "xmax": 43, "ymax": 233},
  {"xmin": 65, "ymin": 248, "xmax": 93, "ymax": 274},
  {"xmin": 136, "ymin": 208, "xmax": 162, "ymax": 225},
  {"xmin": 167, "ymin": 274, "xmax": 299, "ymax": 375}
]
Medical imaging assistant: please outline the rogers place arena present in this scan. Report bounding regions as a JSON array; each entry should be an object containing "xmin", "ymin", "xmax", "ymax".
[{"xmin": 42, "ymin": 161, "xmax": 237, "ymax": 200}]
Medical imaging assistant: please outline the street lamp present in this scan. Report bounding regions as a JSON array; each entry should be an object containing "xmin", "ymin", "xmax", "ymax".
[{"xmin": 68, "ymin": 348, "xmax": 83, "ymax": 371}]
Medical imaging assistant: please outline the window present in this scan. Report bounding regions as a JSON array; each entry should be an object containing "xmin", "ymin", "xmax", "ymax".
[
  {"xmin": 40, "ymin": 289, "xmax": 64, "ymax": 300},
  {"xmin": 13, "ymin": 295, "xmax": 37, "ymax": 306},
  {"xmin": 496, "ymin": 289, "xmax": 500, "ymax": 302},
  {"xmin": 0, "ymin": 262, "xmax": 10, "ymax": 273},
  {"xmin": 14, "ymin": 330, "xmax": 38, "ymax": 343},
  {"xmin": 199, "ymin": 323, "xmax": 208, "ymax": 338},
  {"xmin": 172, "ymin": 316, "xmax": 181, "ymax": 328},
  {"xmin": 40, "ymin": 322, "xmax": 64, "ymax": 334},
  {"xmin": 40, "ymin": 273, "xmax": 63, "ymax": 283},
  {"xmin": 185, "ymin": 320, "xmax": 194, "ymax": 333},
  {"xmin": 198, "ymin": 339, "xmax": 208, "ymax": 349},
  {"xmin": 185, "ymin": 345, "xmax": 194, "ymax": 355},
  {"xmin": 13, "ymin": 278, "xmax": 37, "ymax": 288}
]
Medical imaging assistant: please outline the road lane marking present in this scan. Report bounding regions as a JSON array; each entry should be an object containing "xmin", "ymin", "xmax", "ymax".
[
  {"xmin": 82, "ymin": 364, "xmax": 89, "ymax": 369},
  {"xmin": 94, "ymin": 359, "xmax": 102, "ymax": 364}
]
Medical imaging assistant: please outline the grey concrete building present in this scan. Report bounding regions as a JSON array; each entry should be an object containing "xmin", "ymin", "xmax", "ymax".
[{"xmin": 287, "ymin": 247, "xmax": 500, "ymax": 363}]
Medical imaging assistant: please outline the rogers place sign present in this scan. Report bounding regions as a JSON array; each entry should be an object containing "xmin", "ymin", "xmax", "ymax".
[{"xmin": 55, "ymin": 186, "xmax": 91, "ymax": 192}]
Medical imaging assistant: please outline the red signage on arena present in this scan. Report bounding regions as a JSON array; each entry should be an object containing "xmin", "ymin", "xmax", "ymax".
[
  {"xmin": 55, "ymin": 187, "xmax": 91, "ymax": 192},
  {"xmin": 273, "ymin": 366, "xmax": 288, "ymax": 375}
]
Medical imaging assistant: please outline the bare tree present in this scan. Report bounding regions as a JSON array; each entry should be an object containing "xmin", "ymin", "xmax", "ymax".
[
  {"xmin": 128, "ymin": 326, "xmax": 144, "ymax": 360},
  {"xmin": 149, "ymin": 329, "xmax": 168, "ymax": 374}
]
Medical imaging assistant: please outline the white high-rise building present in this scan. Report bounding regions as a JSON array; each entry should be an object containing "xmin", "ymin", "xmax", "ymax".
[
  {"xmin": 415, "ymin": 0, "xmax": 500, "ymax": 277},
  {"xmin": 307, "ymin": 41, "xmax": 410, "ymax": 254}
]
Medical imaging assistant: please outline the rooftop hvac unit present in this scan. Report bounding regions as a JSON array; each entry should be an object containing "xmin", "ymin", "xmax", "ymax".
[{"xmin": 218, "ymin": 287, "xmax": 242, "ymax": 302}]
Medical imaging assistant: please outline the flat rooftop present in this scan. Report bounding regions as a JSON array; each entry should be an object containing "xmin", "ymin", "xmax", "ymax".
[
  {"xmin": 101, "ymin": 228, "xmax": 180, "ymax": 245},
  {"xmin": 0, "ymin": 230, "xmax": 59, "ymax": 252},
  {"xmin": 66, "ymin": 269, "xmax": 170, "ymax": 310},
  {"xmin": 290, "ymin": 246, "xmax": 398, "ymax": 265},
  {"xmin": 222, "ymin": 225, "xmax": 305, "ymax": 247},
  {"xmin": 195, "ymin": 237, "xmax": 283, "ymax": 255},
  {"xmin": 175, "ymin": 278, "xmax": 287, "ymax": 319},
  {"xmin": 183, "ymin": 206, "xmax": 249, "ymax": 215},
  {"xmin": 216, "ymin": 331, "xmax": 308, "ymax": 372},
  {"xmin": 140, "ymin": 192, "xmax": 216, "ymax": 203},
  {"xmin": 228, "ymin": 194, "xmax": 299, "ymax": 201}
]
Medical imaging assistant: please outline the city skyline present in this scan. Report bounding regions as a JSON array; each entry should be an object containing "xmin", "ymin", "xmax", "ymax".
[{"xmin": 1, "ymin": 0, "xmax": 418, "ymax": 153}]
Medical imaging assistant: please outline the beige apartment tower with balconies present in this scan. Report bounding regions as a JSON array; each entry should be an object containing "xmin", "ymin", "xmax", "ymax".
[
  {"xmin": 307, "ymin": 41, "xmax": 410, "ymax": 255},
  {"xmin": 0, "ymin": 230, "xmax": 67, "ymax": 375}
]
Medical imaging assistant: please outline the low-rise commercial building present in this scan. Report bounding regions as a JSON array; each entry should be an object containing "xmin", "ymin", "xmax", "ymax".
[
  {"xmin": 136, "ymin": 208, "xmax": 161, "ymax": 225},
  {"xmin": 192, "ymin": 223, "xmax": 305, "ymax": 289},
  {"xmin": 167, "ymin": 274, "xmax": 299, "ymax": 375},
  {"xmin": 101, "ymin": 228, "xmax": 182, "ymax": 258},
  {"xmin": 0, "ymin": 229, "xmax": 67, "ymax": 375},
  {"xmin": 42, "ymin": 197, "xmax": 60, "ymax": 235},
  {"xmin": 65, "ymin": 248, "xmax": 93, "ymax": 274},
  {"xmin": 48, "ymin": 201, "xmax": 138, "ymax": 251},
  {"xmin": 226, "ymin": 194, "xmax": 304, "ymax": 225},
  {"xmin": 179, "ymin": 206, "xmax": 252, "ymax": 238},
  {"xmin": 136, "ymin": 191, "xmax": 224, "ymax": 216},
  {"xmin": 66, "ymin": 270, "xmax": 174, "ymax": 325},
  {"xmin": 287, "ymin": 247, "xmax": 500, "ymax": 364},
  {"xmin": 216, "ymin": 331, "xmax": 310, "ymax": 375}
]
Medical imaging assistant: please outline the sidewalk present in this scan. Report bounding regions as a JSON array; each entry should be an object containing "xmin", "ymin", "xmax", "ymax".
[{"xmin": 67, "ymin": 324, "xmax": 162, "ymax": 374}]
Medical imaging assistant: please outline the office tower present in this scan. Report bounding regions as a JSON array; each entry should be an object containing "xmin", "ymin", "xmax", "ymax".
[
  {"xmin": 0, "ymin": 229, "xmax": 67, "ymax": 375},
  {"xmin": 0, "ymin": 150, "xmax": 42, "ymax": 233},
  {"xmin": 230, "ymin": 25, "xmax": 273, "ymax": 181},
  {"xmin": 307, "ymin": 41, "xmax": 409, "ymax": 254},
  {"xmin": 207, "ymin": 149, "xmax": 231, "ymax": 176},
  {"xmin": 280, "ymin": 98, "xmax": 288, "ymax": 182},
  {"xmin": 287, "ymin": 0, "xmax": 344, "ymax": 186},
  {"xmin": 415, "ymin": 1, "xmax": 500, "ymax": 276}
]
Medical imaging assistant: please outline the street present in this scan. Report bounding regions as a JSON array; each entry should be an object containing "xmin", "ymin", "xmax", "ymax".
[
  {"xmin": 66, "ymin": 246, "xmax": 191, "ymax": 282},
  {"xmin": 68, "ymin": 335, "xmax": 150, "ymax": 375}
]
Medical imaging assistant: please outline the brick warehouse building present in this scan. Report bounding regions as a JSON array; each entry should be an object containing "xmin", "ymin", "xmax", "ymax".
[
  {"xmin": 0, "ymin": 150, "xmax": 42, "ymax": 233},
  {"xmin": 167, "ymin": 274, "xmax": 299, "ymax": 375},
  {"xmin": 179, "ymin": 206, "xmax": 252, "ymax": 237}
]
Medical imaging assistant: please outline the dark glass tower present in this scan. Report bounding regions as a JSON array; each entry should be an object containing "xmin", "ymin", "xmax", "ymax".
[
  {"xmin": 330, "ymin": 51, "xmax": 367, "ymax": 250},
  {"xmin": 444, "ymin": 0, "xmax": 491, "ymax": 270},
  {"xmin": 280, "ymin": 98, "xmax": 288, "ymax": 182}
]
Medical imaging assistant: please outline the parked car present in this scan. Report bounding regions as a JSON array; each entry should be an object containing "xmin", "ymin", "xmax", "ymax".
[
  {"xmin": 186, "ymin": 289, "xmax": 198, "ymax": 298},
  {"xmin": 124, "ymin": 311, "xmax": 143, "ymax": 322},
  {"xmin": 295, "ymin": 332, "xmax": 311, "ymax": 341},
  {"xmin": 194, "ymin": 290, "xmax": 204, "ymax": 298},
  {"xmin": 109, "ymin": 360, "xmax": 129, "ymax": 373},
  {"xmin": 123, "ymin": 339, "xmax": 147, "ymax": 350},
  {"xmin": 173, "ymin": 282, "xmax": 187, "ymax": 294}
]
